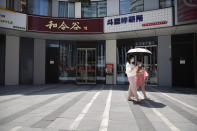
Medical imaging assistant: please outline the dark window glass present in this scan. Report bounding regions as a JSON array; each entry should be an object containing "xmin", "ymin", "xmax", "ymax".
[
  {"xmin": 59, "ymin": 41, "xmax": 77, "ymax": 82},
  {"xmin": 19, "ymin": 37, "xmax": 34, "ymax": 84},
  {"xmin": 59, "ymin": 1, "xmax": 75, "ymax": 18},
  {"xmin": 159, "ymin": 0, "xmax": 172, "ymax": 8},
  {"xmin": 130, "ymin": 0, "xmax": 143, "ymax": 13},
  {"xmin": 117, "ymin": 37, "xmax": 158, "ymax": 85},
  {"xmin": 120, "ymin": 0, "xmax": 144, "ymax": 15},
  {"xmin": 28, "ymin": 0, "xmax": 52, "ymax": 16},
  {"xmin": 6, "ymin": 0, "xmax": 27, "ymax": 13},
  {"xmin": 120, "ymin": 0, "xmax": 131, "ymax": 15},
  {"xmin": 0, "ymin": 35, "xmax": 5, "ymax": 85},
  {"xmin": 46, "ymin": 40, "xmax": 59, "ymax": 83},
  {"xmin": 82, "ymin": 0, "xmax": 107, "ymax": 18},
  {"xmin": 96, "ymin": 41, "xmax": 106, "ymax": 83}
]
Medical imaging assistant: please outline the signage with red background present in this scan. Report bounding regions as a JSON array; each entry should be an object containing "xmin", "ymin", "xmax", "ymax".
[
  {"xmin": 27, "ymin": 15, "xmax": 103, "ymax": 33},
  {"xmin": 176, "ymin": 0, "xmax": 197, "ymax": 24}
]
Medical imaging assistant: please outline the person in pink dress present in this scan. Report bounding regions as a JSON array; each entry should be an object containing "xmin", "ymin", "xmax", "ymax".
[{"xmin": 136, "ymin": 60, "xmax": 148, "ymax": 99}]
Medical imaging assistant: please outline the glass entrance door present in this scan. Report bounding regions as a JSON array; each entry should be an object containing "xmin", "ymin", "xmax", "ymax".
[{"xmin": 76, "ymin": 48, "xmax": 96, "ymax": 84}]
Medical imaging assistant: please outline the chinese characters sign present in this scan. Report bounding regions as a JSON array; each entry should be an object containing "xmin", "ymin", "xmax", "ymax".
[
  {"xmin": 104, "ymin": 8, "xmax": 173, "ymax": 33},
  {"xmin": 0, "ymin": 9, "xmax": 26, "ymax": 31},
  {"xmin": 27, "ymin": 15, "xmax": 103, "ymax": 33}
]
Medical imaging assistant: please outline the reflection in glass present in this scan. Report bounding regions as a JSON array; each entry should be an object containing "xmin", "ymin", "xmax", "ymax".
[
  {"xmin": 159, "ymin": 0, "xmax": 172, "ymax": 8},
  {"xmin": 117, "ymin": 37, "xmax": 158, "ymax": 85},
  {"xmin": 82, "ymin": 0, "xmax": 107, "ymax": 18},
  {"xmin": 28, "ymin": 0, "xmax": 52, "ymax": 16},
  {"xmin": 59, "ymin": 41, "xmax": 77, "ymax": 82},
  {"xmin": 59, "ymin": 1, "xmax": 75, "ymax": 18},
  {"xmin": 120, "ymin": 0, "xmax": 144, "ymax": 15}
]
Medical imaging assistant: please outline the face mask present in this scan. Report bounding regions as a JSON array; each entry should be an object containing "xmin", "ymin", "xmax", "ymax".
[
  {"xmin": 139, "ymin": 64, "xmax": 142, "ymax": 67},
  {"xmin": 130, "ymin": 59, "xmax": 134, "ymax": 63}
]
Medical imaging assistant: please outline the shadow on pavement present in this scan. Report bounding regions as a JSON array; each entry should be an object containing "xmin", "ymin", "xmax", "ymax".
[{"xmin": 133, "ymin": 99, "xmax": 166, "ymax": 108}]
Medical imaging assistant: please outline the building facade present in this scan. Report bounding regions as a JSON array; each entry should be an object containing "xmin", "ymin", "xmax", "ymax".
[{"xmin": 0, "ymin": 0, "xmax": 196, "ymax": 87}]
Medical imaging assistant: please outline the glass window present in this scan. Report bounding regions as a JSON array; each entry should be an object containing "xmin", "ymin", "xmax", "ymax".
[
  {"xmin": 120, "ymin": 0, "xmax": 131, "ymax": 15},
  {"xmin": 0, "ymin": 35, "xmax": 5, "ymax": 85},
  {"xmin": 59, "ymin": 41, "xmax": 77, "ymax": 82},
  {"xmin": 130, "ymin": 0, "xmax": 143, "ymax": 13},
  {"xmin": 160, "ymin": 0, "xmax": 172, "ymax": 8},
  {"xmin": 117, "ymin": 37, "xmax": 158, "ymax": 85},
  {"xmin": 82, "ymin": 0, "xmax": 107, "ymax": 18},
  {"xmin": 120, "ymin": 0, "xmax": 144, "ymax": 15},
  {"xmin": 19, "ymin": 37, "xmax": 34, "ymax": 84},
  {"xmin": 59, "ymin": 1, "xmax": 75, "ymax": 18},
  {"xmin": 96, "ymin": 41, "xmax": 106, "ymax": 83},
  {"xmin": 28, "ymin": 0, "xmax": 52, "ymax": 16},
  {"xmin": 6, "ymin": 0, "xmax": 27, "ymax": 13}
]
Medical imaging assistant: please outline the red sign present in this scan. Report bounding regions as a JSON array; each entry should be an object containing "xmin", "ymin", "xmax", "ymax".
[
  {"xmin": 106, "ymin": 64, "xmax": 113, "ymax": 74},
  {"xmin": 177, "ymin": 0, "xmax": 197, "ymax": 24},
  {"xmin": 27, "ymin": 15, "xmax": 103, "ymax": 33},
  {"xmin": 142, "ymin": 21, "xmax": 168, "ymax": 27}
]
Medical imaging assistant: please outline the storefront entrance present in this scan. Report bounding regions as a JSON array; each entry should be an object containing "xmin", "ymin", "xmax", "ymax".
[{"xmin": 76, "ymin": 48, "xmax": 96, "ymax": 84}]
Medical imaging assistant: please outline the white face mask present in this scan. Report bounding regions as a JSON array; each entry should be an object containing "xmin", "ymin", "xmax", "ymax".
[
  {"xmin": 139, "ymin": 64, "xmax": 142, "ymax": 67},
  {"xmin": 130, "ymin": 59, "xmax": 134, "ymax": 63}
]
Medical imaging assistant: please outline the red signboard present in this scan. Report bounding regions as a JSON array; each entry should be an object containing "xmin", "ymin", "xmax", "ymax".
[
  {"xmin": 176, "ymin": 0, "xmax": 197, "ymax": 24},
  {"xmin": 27, "ymin": 15, "xmax": 103, "ymax": 33},
  {"xmin": 106, "ymin": 64, "xmax": 113, "ymax": 75}
]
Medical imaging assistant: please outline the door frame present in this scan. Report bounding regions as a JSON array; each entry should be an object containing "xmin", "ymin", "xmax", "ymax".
[{"xmin": 76, "ymin": 48, "xmax": 96, "ymax": 84}]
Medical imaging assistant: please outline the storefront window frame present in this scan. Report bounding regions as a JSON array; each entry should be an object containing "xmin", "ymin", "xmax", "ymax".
[
  {"xmin": 27, "ymin": 0, "xmax": 52, "ymax": 16},
  {"xmin": 159, "ymin": 0, "xmax": 173, "ymax": 9},
  {"xmin": 81, "ymin": 0, "xmax": 107, "ymax": 18},
  {"xmin": 116, "ymin": 37, "xmax": 158, "ymax": 85},
  {"xmin": 58, "ymin": 1, "xmax": 75, "ymax": 18},
  {"xmin": 120, "ymin": 0, "xmax": 144, "ymax": 15}
]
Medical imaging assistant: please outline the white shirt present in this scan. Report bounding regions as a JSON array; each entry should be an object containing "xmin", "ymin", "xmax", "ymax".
[{"xmin": 125, "ymin": 62, "xmax": 137, "ymax": 77}]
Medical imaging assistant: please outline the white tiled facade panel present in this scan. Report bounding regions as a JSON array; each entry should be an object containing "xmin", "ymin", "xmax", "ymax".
[{"xmin": 104, "ymin": 8, "xmax": 173, "ymax": 33}]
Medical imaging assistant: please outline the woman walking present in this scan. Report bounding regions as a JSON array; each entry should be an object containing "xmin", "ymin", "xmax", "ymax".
[{"xmin": 126, "ymin": 55, "xmax": 141, "ymax": 102}]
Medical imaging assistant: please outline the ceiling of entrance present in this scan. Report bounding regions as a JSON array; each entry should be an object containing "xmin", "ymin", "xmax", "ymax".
[{"xmin": 0, "ymin": 24, "xmax": 197, "ymax": 41}]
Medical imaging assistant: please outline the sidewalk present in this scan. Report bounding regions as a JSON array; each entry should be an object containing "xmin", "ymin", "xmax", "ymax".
[{"xmin": 0, "ymin": 84, "xmax": 196, "ymax": 131}]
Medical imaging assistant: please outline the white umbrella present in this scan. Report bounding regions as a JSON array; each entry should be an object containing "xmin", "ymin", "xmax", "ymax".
[{"xmin": 127, "ymin": 48, "xmax": 152, "ymax": 55}]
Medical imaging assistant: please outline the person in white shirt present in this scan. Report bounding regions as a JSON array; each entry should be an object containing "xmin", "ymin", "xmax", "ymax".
[{"xmin": 126, "ymin": 55, "xmax": 141, "ymax": 102}]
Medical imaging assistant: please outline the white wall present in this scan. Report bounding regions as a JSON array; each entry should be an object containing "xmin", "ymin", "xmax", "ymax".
[
  {"xmin": 106, "ymin": 40, "xmax": 117, "ymax": 84},
  {"xmin": 34, "ymin": 39, "xmax": 46, "ymax": 85},
  {"xmin": 144, "ymin": 0, "xmax": 159, "ymax": 11},
  {"xmin": 52, "ymin": 0, "xmax": 59, "ymax": 17},
  {"xmin": 0, "ymin": 0, "xmax": 6, "ymax": 9},
  {"xmin": 75, "ymin": 2, "xmax": 81, "ymax": 18},
  {"xmin": 5, "ymin": 35, "xmax": 20, "ymax": 85},
  {"xmin": 158, "ymin": 35, "xmax": 172, "ymax": 87},
  {"xmin": 107, "ymin": 0, "xmax": 119, "ymax": 16}
]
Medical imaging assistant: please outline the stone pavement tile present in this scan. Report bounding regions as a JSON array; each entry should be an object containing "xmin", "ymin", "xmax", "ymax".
[
  {"xmin": 47, "ymin": 118, "xmax": 74, "ymax": 130},
  {"xmin": 110, "ymin": 106, "xmax": 131, "ymax": 113},
  {"xmin": 151, "ymin": 122, "xmax": 172, "ymax": 131},
  {"xmin": 109, "ymin": 111, "xmax": 135, "ymax": 122},
  {"xmin": 108, "ymin": 120, "xmax": 139, "ymax": 131},
  {"xmin": 173, "ymin": 122, "xmax": 197, "ymax": 131},
  {"xmin": 76, "ymin": 118, "xmax": 100, "ymax": 131},
  {"xmin": 83, "ymin": 112, "xmax": 103, "ymax": 120}
]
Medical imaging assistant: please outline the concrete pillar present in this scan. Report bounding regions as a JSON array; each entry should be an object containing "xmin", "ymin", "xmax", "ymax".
[
  {"xmin": 5, "ymin": 35, "xmax": 20, "ymax": 85},
  {"xmin": 144, "ymin": 0, "xmax": 159, "ymax": 11},
  {"xmin": 75, "ymin": 2, "xmax": 81, "ymax": 18},
  {"xmin": 0, "ymin": 0, "xmax": 6, "ymax": 9},
  {"xmin": 107, "ymin": 0, "xmax": 119, "ymax": 16},
  {"xmin": 52, "ymin": 0, "xmax": 58, "ymax": 17},
  {"xmin": 34, "ymin": 39, "xmax": 46, "ymax": 85},
  {"xmin": 158, "ymin": 35, "xmax": 172, "ymax": 87},
  {"xmin": 106, "ymin": 40, "xmax": 117, "ymax": 84}
]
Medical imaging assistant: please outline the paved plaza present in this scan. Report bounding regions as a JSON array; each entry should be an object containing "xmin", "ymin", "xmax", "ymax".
[{"xmin": 0, "ymin": 84, "xmax": 196, "ymax": 131}]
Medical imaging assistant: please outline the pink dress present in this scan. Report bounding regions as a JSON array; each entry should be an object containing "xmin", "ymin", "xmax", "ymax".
[{"xmin": 136, "ymin": 69, "xmax": 148, "ymax": 87}]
